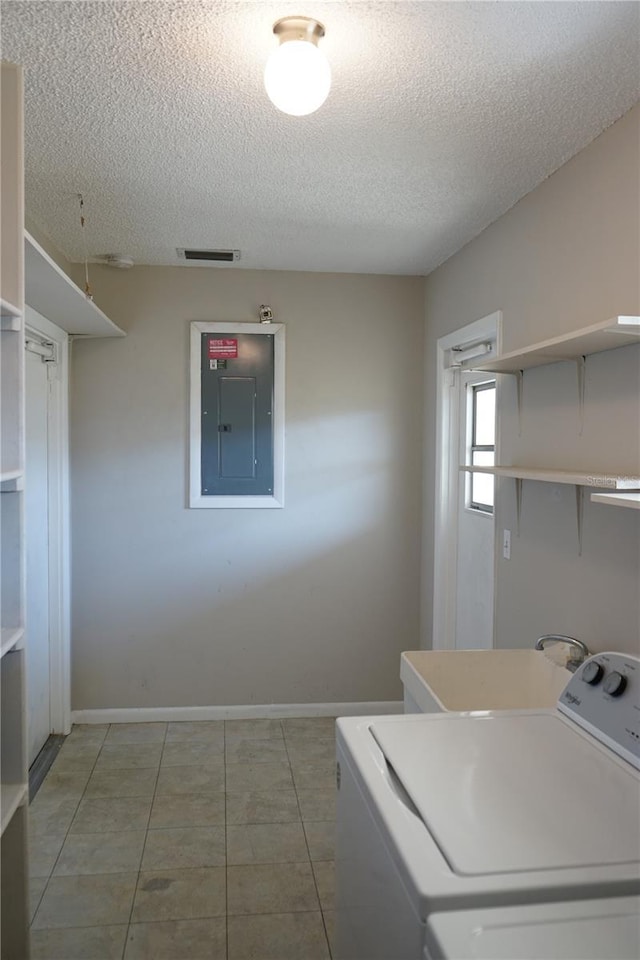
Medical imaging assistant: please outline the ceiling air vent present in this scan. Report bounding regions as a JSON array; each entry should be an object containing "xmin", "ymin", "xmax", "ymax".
[{"xmin": 177, "ymin": 248, "xmax": 241, "ymax": 263}]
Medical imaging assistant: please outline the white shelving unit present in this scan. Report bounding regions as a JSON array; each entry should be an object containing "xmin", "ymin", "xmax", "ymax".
[
  {"xmin": 591, "ymin": 492, "xmax": 640, "ymax": 511},
  {"xmin": 461, "ymin": 317, "xmax": 640, "ymax": 552},
  {"xmin": 1, "ymin": 61, "xmax": 30, "ymax": 959}
]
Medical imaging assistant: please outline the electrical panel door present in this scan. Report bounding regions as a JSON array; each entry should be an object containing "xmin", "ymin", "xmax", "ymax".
[{"xmin": 200, "ymin": 333, "xmax": 274, "ymax": 497}]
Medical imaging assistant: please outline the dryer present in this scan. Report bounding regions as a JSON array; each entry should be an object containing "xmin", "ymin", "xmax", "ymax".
[{"xmin": 335, "ymin": 652, "xmax": 640, "ymax": 960}]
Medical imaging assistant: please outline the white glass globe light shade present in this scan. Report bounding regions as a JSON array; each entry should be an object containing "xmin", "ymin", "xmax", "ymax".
[{"xmin": 264, "ymin": 40, "xmax": 331, "ymax": 116}]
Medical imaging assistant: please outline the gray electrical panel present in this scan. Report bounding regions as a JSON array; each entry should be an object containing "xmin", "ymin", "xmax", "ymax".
[{"xmin": 200, "ymin": 333, "xmax": 274, "ymax": 496}]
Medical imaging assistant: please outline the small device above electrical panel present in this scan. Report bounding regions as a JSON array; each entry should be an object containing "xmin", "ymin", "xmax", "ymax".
[{"xmin": 259, "ymin": 304, "xmax": 273, "ymax": 323}]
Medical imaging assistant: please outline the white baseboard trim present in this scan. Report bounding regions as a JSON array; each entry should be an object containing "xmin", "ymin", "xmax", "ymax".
[{"xmin": 71, "ymin": 701, "xmax": 404, "ymax": 725}]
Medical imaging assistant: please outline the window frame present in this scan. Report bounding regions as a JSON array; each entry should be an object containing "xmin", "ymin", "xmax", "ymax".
[{"xmin": 468, "ymin": 379, "xmax": 496, "ymax": 515}]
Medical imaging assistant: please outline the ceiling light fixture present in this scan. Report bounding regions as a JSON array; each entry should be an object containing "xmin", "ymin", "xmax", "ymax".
[{"xmin": 264, "ymin": 16, "xmax": 330, "ymax": 116}]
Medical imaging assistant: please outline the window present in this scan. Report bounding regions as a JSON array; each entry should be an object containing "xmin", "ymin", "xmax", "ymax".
[{"xmin": 468, "ymin": 380, "xmax": 496, "ymax": 513}]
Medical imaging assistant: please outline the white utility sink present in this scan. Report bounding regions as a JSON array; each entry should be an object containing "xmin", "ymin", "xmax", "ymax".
[{"xmin": 401, "ymin": 649, "xmax": 571, "ymax": 713}]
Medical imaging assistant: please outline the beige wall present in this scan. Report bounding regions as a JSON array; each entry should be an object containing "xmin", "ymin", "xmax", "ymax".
[
  {"xmin": 70, "ymin": 267, "xmax": 424, "ymax": 709},
  {"xmin": 25, "ymin": 215, "xmax": 81, "ymax": 282},
  {"xmin": 422, "ymin": 105, "xmax": 640, "ymax": 656}
]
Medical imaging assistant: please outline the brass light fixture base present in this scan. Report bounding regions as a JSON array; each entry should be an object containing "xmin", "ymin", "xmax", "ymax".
[{"xmin": 272, "ymin": 16, "xmax": 325, "ymax": 46}]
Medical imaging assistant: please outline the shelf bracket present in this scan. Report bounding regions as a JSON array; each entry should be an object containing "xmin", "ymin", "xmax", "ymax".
[
  {"xmin": 516, "ymin": 370, "xmax": 524, "ymax": 437},
  {"xmin": 576, "ymin": 356, "xmax": 586, "ymax": 436},
  {"xmin": 575, "ymin": 485, "xmax": 584, "ymax": 557},
  {"xmin": 515, "ymin": 477, "xmax": 523, "ymax": 536}
]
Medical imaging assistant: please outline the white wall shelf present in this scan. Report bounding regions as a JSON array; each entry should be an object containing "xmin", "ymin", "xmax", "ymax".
[
  {"xmin": 459, "ymin": 465, "xmax": 640, "ymax": 489},
  {"xmin": 591, "ymin": 491, "xmax": 640, "ymax": 511},
  {"xmin": 460, "ymin": 465, "xmax": 640, "ymax": 553},
  {"xmin": 25, "ymin": 231, "xmax": 125, "ymax": 338},
  {"xmin": 471, "ymin": 316, "xmax": 640, "ymax": 374},
  {"xmin": 0, "ymin": 628, "xmax": 24, "ymax": 659},
  {"xmin": 470, "ymin": 316, "xmax": 640, "ymax": 436}
]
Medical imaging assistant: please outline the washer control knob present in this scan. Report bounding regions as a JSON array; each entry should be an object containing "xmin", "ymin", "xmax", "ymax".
[
  {"xmin": 582, "ymin": 661, "xmax": 604, "ymax": 685},
  {"xmin": 603, "ymin": 671, "xmax": 627, "ymax": 698}
]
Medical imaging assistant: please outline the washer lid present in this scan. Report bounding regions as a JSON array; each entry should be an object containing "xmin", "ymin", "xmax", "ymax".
[{"xmin": 371, "ymin": 713, "xmax": 640, "ymax": 877}]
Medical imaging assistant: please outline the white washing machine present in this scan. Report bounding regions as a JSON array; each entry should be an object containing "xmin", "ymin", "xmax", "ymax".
[
  {"xmin": 424, "ymin": 896, "xmax": 640, "ymax": 959},
  {"xmin": 335, "ymin": 652, "xmax": 640, "ymax": 960}
]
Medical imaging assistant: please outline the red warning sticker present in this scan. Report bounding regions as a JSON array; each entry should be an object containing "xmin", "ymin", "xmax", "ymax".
[{"xmin": 208, "ymin": 338, "xmax": 238, "ymax": 359}]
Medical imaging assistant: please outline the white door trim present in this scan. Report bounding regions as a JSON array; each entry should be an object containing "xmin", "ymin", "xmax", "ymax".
[
  {"xmin": 431, "ymin": 311, "xmax": 502, "ymax": 651},
  {"xmin": 25, "ymin": 306, "xmax": 71, "ymax": 736}
]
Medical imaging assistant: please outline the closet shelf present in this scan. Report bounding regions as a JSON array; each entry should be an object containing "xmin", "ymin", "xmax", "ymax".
[
  {"xmin": 1, "ymin": 317, "xmax": 21, "ymax": 331},
  {"xmin": 1, "ymin": 299, "xmax": 22, "ymax": 329},
  {"xmin": 25, "ymin": 231, "xmax": 125, "ymax": 338},
  {"xmin": 0, "ymin": 297, "xmax": 22, "ymax": 319},
  {"xmin": 590, "ymin": 492, "xmax": 640, "ymax": 511},
  {"xmin": 0, "ymin": 470, "xmax": 24, "ymax": 492},
  {"xmin": 471, "ymin": 316, "xmax": 640, "ymax": 374},
  {"xmin": 0, "ymin": 783, "xmax": 28, "ymax": 836},
  {"xmin": 0, "ymin": 628, "xmax": 24, "ymax": 659},
  {"xmin": 459, "ymin": 465, "xmax": 640, "ymax": 489}
]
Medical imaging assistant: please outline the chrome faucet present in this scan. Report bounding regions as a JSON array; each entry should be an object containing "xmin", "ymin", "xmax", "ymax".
[{"xmin": 535, "ymin": 634, "xmax": 590, "ymax": 672}]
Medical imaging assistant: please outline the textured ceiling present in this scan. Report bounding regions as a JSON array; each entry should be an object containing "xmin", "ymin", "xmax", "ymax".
[{"xmin": 2, "ymin": 1, "xmax": 639, "ymax": 275}]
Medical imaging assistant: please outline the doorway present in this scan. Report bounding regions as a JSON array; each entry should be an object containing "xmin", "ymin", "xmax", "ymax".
[
  {"xmin": 24, "ymin": 308, "xmax": 70, "ymax": 765},
  {"xmin": 432, "ymin": 312, "xmax": 501, "ymax": 651}
]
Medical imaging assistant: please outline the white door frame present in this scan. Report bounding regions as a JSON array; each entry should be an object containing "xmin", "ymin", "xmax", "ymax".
[
  {"xmin": 25, "ymin": 306, "xmax": 71, "ymax": 736},
  {"xmin": 431, "ymin": 311, "xmax": 502, "ymax": 651}
]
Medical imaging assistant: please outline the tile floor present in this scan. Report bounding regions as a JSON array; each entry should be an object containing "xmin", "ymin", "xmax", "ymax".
[{"xmin": 29, "ymin": 717, "xmax": 337, "ymax": 959}]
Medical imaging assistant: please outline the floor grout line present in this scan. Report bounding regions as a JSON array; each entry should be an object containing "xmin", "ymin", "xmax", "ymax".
[
  {"xmin": 281, "ymin": 725, "xmax": 334, "ymax": 959},
  {"xmin": 288, "ymin": 718, "xmax": 338, "ymax": 959},
  {"xmin": 121, "ymin": 722, "xmax": 168, "ymax": 960}
]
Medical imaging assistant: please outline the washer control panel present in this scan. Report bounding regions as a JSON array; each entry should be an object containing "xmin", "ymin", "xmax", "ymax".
[{"xmin": 558, "ymin": 652, "xmax": 640, "ymax": 769}]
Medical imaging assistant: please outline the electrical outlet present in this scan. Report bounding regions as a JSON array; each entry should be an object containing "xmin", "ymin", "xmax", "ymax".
[{"xmin": 503, "ymin": 529, "xmax": 511, "ymax": 560}]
